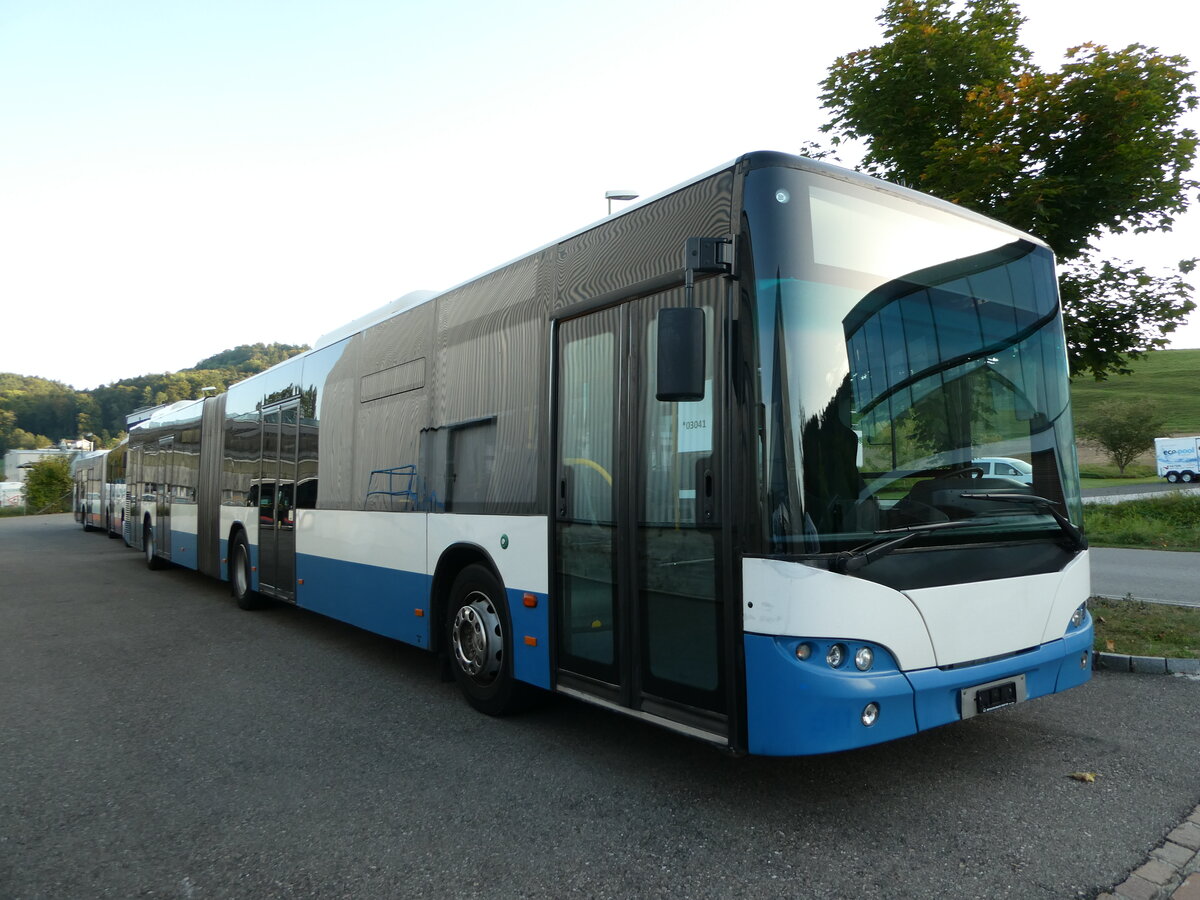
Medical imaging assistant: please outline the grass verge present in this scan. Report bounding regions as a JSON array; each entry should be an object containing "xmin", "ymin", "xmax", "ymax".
[
  {"xmin": 1079, "ymin": 476, "xmax": 1163, "ymax": 490},
  {"xmin": 1091, "ymin": 596, "xmax": 1200, "ymax": 659},
  {"xmin": 1078, "ymin": 464, "xmax": 1161, "ymax": 490},
  {"xmin": 1082, "ymin": 492, "xmax": 1200, "ymax": 551}
]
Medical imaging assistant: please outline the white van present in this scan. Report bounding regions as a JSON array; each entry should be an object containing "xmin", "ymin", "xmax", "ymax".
[
  {"xmin": 971, "ymin": 457, "xmax": 1033, "ymax": 484},
  {"xmin": 1154, "ymin": 437, "xmax": 1200, "ymax": 483}
]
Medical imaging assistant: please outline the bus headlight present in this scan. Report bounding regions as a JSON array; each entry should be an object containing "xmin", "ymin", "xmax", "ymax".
[
  {"xmin": 826, "ymin": 643, "xmax": 846, "ymax": 668},
  {"xmin": 1071, "ymin": 603, "xmax": 1087, "ymax": 628},
  {"xmin": 854, "ymin": 647, "xmax": 874, "ymax": 671},
  {"xmin": 795, "ymin": 642, "xmax": 813, "ymax": 661},
  {"xmin": 862, "ymin": 703, "xmax": 880, "ymax": 727}
]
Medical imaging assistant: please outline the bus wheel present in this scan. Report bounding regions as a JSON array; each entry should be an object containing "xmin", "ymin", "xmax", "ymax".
[
  {"xmin": 446, "ymin": 564, "xmax": 533, "ymax": 716},
  {"xmin": 144, "ymin": 522, "xmax": 163, "ymax": 570},
  {"xmin": 230, "ymin": 532, "xmax": 262, "ymax": 610}
]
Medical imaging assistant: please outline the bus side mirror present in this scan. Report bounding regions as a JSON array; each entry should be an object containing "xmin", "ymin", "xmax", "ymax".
[{"xmin": 656, "ymin": 307, "xmax": 705, "ymax": 402}]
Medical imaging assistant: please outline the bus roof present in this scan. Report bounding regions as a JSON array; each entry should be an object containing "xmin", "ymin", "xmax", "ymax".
[{"xmin": 313, "ymin": 151, "xmax": 1047, "ymax": 361}]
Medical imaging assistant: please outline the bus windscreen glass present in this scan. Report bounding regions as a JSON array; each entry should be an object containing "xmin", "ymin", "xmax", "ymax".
[{"xmin": 744, "ymin": 166, "xmax": 1082, "ymax": 555}]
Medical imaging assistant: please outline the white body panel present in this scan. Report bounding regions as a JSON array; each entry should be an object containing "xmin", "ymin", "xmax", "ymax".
[
  {"xmin": 905, "ymin": 550, "xmax": 1090, "ymax": 666},
  {"xmin": 294, "ymin": 509, "xmax": 427, "ymax": 575},
  {"xmin": 169, "ymin": 501, "xmax": 198, "ymax": 540},
  {"xmin": 219, "ymin": 505, "xmax": 257, "ymax": 547},
  {"xmin": 743, "ymin": 550, "xmax": 1090, "ymax": 671},
  {"xmin": 427, "ymin": 514, "xmax": 549, "ymax": 593},
  {"xmin": 743, "ymin": 557, "xmax": 937, "ymax": 670},
  {"xmin": 217, "ymin": 508, "xmax": 547, "ymax": 591}
]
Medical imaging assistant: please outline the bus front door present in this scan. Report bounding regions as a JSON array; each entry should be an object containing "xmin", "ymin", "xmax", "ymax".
[
  {"xmin": 554, "ymin": 285, "xmax": 727, "ymax": 739},
  {"xmin": 258, "ymin": 401, "xmax": 299, "ymax": 602}
]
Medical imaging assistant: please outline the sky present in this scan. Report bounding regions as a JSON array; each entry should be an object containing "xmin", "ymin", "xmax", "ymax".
[{"xmin": 2, "ymin": 0, "xmax": 1198, "ymax": 390}]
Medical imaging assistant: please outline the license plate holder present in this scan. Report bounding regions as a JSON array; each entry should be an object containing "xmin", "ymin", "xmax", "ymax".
[{"xmin": 960, "ymin": 673, "xmax": 1027, "ymax": 719}]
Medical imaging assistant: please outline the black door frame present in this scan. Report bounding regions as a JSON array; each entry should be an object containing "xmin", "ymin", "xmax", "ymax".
[{"xmin": 549, "ymin": 282, "xmax": 731, "ymax": 738}]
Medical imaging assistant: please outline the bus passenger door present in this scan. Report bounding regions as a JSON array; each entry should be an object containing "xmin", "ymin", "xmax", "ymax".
[
  {"xmin": 258, "ymin": 401, "xmax": 299, "ymax": 601},
  {"xmin": 157, "ymin": 437, "xmax": 174, "ymax": 561},
  {"xmin": 553, "ymin": 285, "xmax": 727, "ymax": 738}
]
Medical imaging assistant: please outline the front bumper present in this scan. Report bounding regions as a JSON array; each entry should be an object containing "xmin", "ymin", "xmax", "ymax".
[{"xmin": 743, "ymin": 623, "xmax": 1093, "ymax": 756}]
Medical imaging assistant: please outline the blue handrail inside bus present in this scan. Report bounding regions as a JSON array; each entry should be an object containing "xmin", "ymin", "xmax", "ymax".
[{"xmin": 365, "ymin": 465, "xmax": 418, "ymax": 510}]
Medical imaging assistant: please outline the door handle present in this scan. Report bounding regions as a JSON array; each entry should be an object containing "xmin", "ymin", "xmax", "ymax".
[{"xmin": 696, "ymin": 457, "xmax": 715, "ymax": 523}]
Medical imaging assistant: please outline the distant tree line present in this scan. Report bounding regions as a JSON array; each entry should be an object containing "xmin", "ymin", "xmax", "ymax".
[{"xmin": 0, "ymin": 343, "xmax": 307, "ymax": 460}]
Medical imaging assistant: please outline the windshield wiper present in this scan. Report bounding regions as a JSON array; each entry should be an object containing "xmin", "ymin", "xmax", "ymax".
[
  {"xmin": 832, "ymin": 520, "xmax": 979, "ymax": 574},
  {"xmin": 959, "ymin": 492, "xmax": 1088, "ymax": 551}
]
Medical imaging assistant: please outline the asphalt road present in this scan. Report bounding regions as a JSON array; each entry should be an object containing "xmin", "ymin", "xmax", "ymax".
[
  {"xmin": 3, "ymin": 515, "xmax": 1200, "ymax": 900},
  {"xmin": 1081, "ymin": 483, "xmax": 1200, "ymax": 606},
  {"xmin": 1090, "ymin": 548, "xmax": 1200, "ymax": 607}
]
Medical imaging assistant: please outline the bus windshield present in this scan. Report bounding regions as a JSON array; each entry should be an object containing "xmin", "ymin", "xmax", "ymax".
[{"xmin": 744, "ymin": 165, "xmax": 1083, "ymax": 555}]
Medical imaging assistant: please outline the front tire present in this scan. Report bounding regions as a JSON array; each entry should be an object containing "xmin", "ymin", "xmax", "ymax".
[
  {"xmin": 229, "ymin": 531, "xmax": 263, "ymax": 610},
  {"xmin": 445, "ymin": 564, "xmax": 535, "ymax": 716}
]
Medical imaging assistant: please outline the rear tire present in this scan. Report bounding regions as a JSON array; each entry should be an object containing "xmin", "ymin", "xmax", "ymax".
[
  {"xmin": 1182, "ymin": 472, "xmax": 1195, "ymax": 484},
  {"xmin": 144, "ymin": 521, "xmax": 163, "ymax": 570},
  {"xmin": 230, "ymin": 531, "xmax": 263, "ymax": 610},
  {"xmin": 445, "ymin": 564, "xmax": 536, "ymax": 716}
]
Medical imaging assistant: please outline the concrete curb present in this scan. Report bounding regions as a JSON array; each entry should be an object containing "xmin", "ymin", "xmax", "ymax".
[{"xmin": 1095, "ymin": 652, "xmax": 1200, "ymax": 675}]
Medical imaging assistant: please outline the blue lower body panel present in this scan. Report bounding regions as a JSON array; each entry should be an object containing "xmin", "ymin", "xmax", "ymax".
[
  {"xmin": 288, "ymin": 554, "xmax": 551, "ymax": 689},
  {"xmin": 744, "ymin": 624, "xmax": 1093, "ymax": 756},
  {"xmin": 744, "ymin": 635, "xmax": 919, "ymax": 755},
  {"xmin": 508, "ymin": 589, "xmax": 551, "ymax": 689},
  {"xmin": 296, "ymin": 553, "xmax": 433, "ymax": 647},
  {"xmin": 907, "ymin": 628, "xmax": 1093, "ymax": 731},
  {"xmin": 167, "ymin": 530, "xmax": 199, "ymax": 571}
]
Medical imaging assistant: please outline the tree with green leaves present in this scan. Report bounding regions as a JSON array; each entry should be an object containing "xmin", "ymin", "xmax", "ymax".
[
  {"xmin": 23, "ymin": 456, "xmax": 73, "ymax": 513},
  {"xmin": 1076, "ymin": 398, "xmax": 1166, "ymax": 475},
  {"xmin": 814, "ymin": 0, "xmax": 1198, "ymax": 380}
]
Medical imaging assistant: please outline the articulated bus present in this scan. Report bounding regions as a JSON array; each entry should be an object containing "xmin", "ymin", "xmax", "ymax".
[
  {"xmin": 72, "ymin": 440, "xmax": 128, "ymax": 540},
  {"xmin": 121, "ymin": 151, "xmax": 1092, "ymax": 756}
]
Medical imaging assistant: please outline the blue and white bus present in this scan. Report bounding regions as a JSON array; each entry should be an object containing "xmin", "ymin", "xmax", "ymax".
[
  {"xmin": 72, "ymin": 440, "xmax": 128, "ymax": 541},
  {"xmin": 122, "ymin": 151, "xmax": 1092, "ymax": 755}
]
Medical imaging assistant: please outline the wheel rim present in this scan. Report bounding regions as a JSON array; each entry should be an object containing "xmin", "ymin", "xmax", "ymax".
[{"xmin": 451, "ymin": 591, "xmax": 503, "ymax": 685}]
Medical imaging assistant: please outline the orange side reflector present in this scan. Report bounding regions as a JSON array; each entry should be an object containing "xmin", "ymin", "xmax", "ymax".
[
  {"xmin": 414, "ymin": 609, "xmax": 425, "ymax": 617},
  {"xmin": 524, "ymin": 636, "xmax": 537, "ymax": 646},
  {"xmin": 523, "ymin": 593, "xmax": 537, "ymax": 608},
  {"xmin": 297, "ymin": 579, "xmax": 304, "ymax": 586}
]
